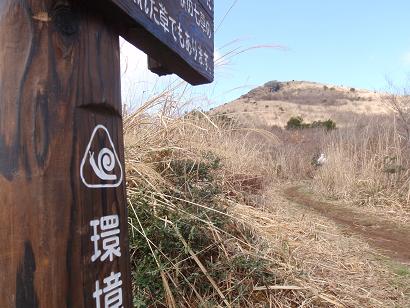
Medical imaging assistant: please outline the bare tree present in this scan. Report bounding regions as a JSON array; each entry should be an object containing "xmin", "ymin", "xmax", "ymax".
[{"xmin": 385, "ymin": 82, "xmax": 410, "ymax": 144}]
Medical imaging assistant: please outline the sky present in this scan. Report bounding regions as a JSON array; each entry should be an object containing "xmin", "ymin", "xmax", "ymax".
[{"xmin": 121, "ymin": 0, "xmax": 410, "ymax": 109}]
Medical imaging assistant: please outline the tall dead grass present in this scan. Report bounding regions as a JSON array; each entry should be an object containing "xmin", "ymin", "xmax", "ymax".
[
  {"xmin": 124, "ymin": 97, "xmax": 293, "ymax": 306},
  {"xmin": 312, "ymin": 117, "xmax": 410, "ymax": 223},
  {"xmin": 124, "ymin": 92, "xmax": 410, "ymax": 307},
  {"xmin": 267, "ymin": 114, "xmax": 410, "ymax": 223}
]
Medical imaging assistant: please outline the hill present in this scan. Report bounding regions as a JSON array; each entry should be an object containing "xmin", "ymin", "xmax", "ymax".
[{"xmin": 211, "ymin": 80, "xmax": 392, "ymax": 128}]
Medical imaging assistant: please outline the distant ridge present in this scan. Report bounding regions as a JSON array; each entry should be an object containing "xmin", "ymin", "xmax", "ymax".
[{"xmin": 212, "ymin": 80, "xmax": 391, "ymax": 128}]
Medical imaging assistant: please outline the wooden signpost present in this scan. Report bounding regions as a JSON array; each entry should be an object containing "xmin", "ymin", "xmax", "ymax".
[{"xmin": 0, "ymin": 0, "xmax": 213, "ymax": 307}]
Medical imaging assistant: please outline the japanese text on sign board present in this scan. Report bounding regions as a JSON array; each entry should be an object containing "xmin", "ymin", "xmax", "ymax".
[{"xmin": 132, "ymin": 0, "xmax": 213, "ymax": 73}]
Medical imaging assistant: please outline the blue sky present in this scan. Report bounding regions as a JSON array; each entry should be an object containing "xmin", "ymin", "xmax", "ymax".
[{"xmin": 121, "ymin": 1, "xmax": 410, "ymax": 108}]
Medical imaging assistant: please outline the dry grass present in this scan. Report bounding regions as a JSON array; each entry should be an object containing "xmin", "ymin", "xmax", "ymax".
[
  {"xmin": 260, "ymin": 113, "xmax": 410, "ymax": 225},
  {"xmin": 232, "ymin": 189, "xmax": 409, "ymax": 308},
  {"xmin": 123, "ymin": 91, "xmax": 410, "ymax": 307},
  {"xmin": 313, "ymin": 117, "xmax": 410, "ymax": 224}
]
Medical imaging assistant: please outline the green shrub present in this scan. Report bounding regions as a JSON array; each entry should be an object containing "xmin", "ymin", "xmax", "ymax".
[
  {"xmin": 311, "ymin": 119, "xmax": 337, "ymax": 131},
  {"xmin": 286, "ymin": 116, "xmax": 336, "ymax": 131},
  {"xmin": 129, "ymin": 153, "xmax": 226, "ymax": 305},
  {"xmin": 286, "ymin": 116, "xmax": 305, "ymax": 129},
  {"xmin": 128, "ymin": 151, "xmax": 277, "ymax": 306}
]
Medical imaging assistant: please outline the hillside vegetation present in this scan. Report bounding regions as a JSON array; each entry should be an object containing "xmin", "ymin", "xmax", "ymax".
[
  {"xmin": 124, "ymin": 83, "xmax": 410, "ymax": 307},
  {"xmin": 212, "ymin": 80, "xmax": 391, "ymax": 128}
]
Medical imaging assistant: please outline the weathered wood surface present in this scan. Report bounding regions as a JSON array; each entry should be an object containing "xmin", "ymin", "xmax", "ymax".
[
  {"xmin": 90, "ymin": 0, "xmax": 214, "ymax": 85},
  {"xmin": 0, "ymin": 1, "xmax": 132, "ymax": 307}
]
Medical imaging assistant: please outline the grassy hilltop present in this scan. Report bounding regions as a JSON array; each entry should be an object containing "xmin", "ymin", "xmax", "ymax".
[{"xmin": 211, "ymin": 80, "xmax": 391, "ymax": 128}]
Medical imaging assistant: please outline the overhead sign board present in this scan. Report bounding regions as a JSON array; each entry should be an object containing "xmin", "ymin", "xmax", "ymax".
[{"xmin": 96, "ymin": 0, "xmax": 214, "ymax": 85}]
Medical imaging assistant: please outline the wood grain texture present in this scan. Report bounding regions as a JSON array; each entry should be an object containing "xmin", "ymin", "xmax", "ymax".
[
  {"xmin": 88, "ymin": 0, "xmax": 214, "ymax": 85},
  {"xmin": 0, "ymin": 1, "xmax": 132, "ymax": 307}
]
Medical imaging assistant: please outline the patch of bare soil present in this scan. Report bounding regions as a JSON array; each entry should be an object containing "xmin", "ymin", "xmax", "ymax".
[{"xmin": 284, "ymin": 186, "xmax": 410, "ymax": 263}]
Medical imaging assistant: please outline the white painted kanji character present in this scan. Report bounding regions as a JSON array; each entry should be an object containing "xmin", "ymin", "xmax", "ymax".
[
  {"xmin": 133, "ymin": 0, "xmax": 143, "ymax": 10},
  {"xmin": 198, "ymin": 46, "xmax": 203, "ymax": 66},
  {"xmin": 187, "ymin": 0, "xmax": 193, "ymax": 16},
  {"xmin": 169, "ymin": 16, "xmax": 177, "ymax": 41},
  {"xmin": 90, "ymin": 215, "xmax": 121, "ymax": 263},
  {"xmin": 204, "ymin": 51, "xmax": 209, "ymax": 70},
  {"xmin": 177, "ymin": 23, "xmax": 184, "ymax": 48},
  {"xmin": 100, "ymin": 215, "xmax": 121, "ymax": 262},
  {"xmin": 159, "ymin": 3, "xmax": 169, "ymax": 32},
  {"xmin": 93, "ymin": 272, "xmax": 123, "ymax": 308},
  {"xmin": 144, "ymin": 0, "xmax": 150, "ymax": 15},
  {"xmin": 191, "ymin": 38, "xmax": 198, "ymax": 60},
  {"xmin": 93, "ymin": 280, "xmax": 103, "ymax": 308},
  {"xmin": 185, "ymin": 32, "xmax": 192, "ymax": 55},
  {"xmin": 90, "ymin": 219, "xmax": 102, "ymax": 262},
  {"xmin": 150, "ymin": 0, "xmax": 159, "ymax": 24},
  {"xmin": 181, "ymin": 0, "xmax": 186, "ymax": 9},
  {"xmin": 194, "ymin": 4, "xmax": 200, "ymax": 25},
  {"xmin": 103, "ymin": 272, "xmax": 123, "ymax": 308},
  {"xmin": 207, "ymin": 0, "xmax": 213, "ymax": 11},
  {"xmin": 200, "ymin": 11, "xmax": 206, "ymax": 33},
  {"xmin": 206, "ymin": 21, "xmax": 212, "ymax": 39}
]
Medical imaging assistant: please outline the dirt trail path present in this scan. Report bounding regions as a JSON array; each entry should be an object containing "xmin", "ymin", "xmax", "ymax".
[{"xmin": 284, "ymin": 186, "xmax": 410, "ymax": 264}]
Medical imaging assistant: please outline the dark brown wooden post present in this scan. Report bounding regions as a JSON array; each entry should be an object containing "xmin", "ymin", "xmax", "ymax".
[{"xmin": 0, "ymin": 1, "xmax": 132, "ymax": 307}]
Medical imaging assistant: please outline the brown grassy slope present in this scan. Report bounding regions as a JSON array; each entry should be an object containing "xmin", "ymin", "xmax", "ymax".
[
  {"xmin": 124, "ymin": 109, "xmax": 410, "ymax": 307},
  {"xmin": 211, "ymin": 80, "xmax": 392, "ymax": 128}
]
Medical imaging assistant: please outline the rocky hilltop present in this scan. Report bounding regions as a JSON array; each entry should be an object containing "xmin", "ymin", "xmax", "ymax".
[{"xmin": 212, "ymin": 80, "xmax": 392, "ymax": 127}]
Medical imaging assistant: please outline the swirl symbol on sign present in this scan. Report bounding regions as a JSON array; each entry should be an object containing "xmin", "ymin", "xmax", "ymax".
[
  {"xmin": 89, "ymin": 148, "xmax": 117, "ymax": 181},
  {"xmin": 80, "ymin": 124, "xmax": 123, "ymax": 188}
]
